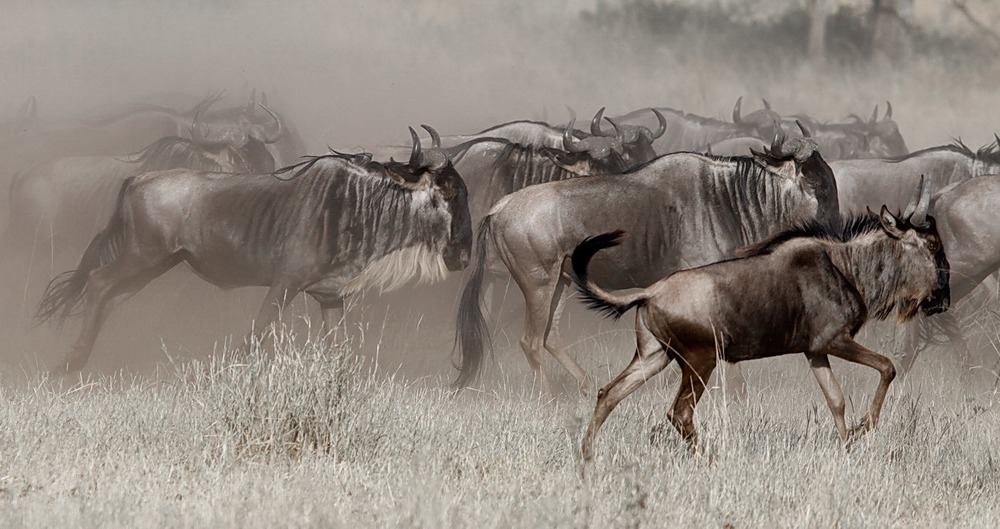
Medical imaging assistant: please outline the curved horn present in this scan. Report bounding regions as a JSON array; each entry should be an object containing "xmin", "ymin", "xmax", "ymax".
[
  {"xmin": 848, "ymin": 113, "xmax": 865, "ymax": 124},
  {"xmin": 421, "ymin": 124, "xmax": 441, "ymax": 148},
  {"xmin": 189, "ymin": 106, "xmax": 210, "ymax": 142},
  {"xmin": 770, "ymin": 129, "xmax": 783, "ymax": 156},
  {"xmin": 408, "ymin": 126, "xmax": 422, "ymax": 167},
  {"xmin": 994, "ymin": 133, "xmax": 1000, "ymax": 149},
  {"xmin": 650, "ymin": 108, "xmax": 667, "ymax": 139},
  {"xmin": 590, "ymin": 107, "xmax": 606, "ymax": 136},
  {"xmin": 562, "ymin": 119, "xmax": 587, "ymax": 153},
  {"xmin": 910, "ymin": 176, "xmax": 932, "ymax": 228},
  {"xmin": 604, "ymin": 116, "xmax": 623, "ymax": 139},
  {"xmin": 901, "ymin": 175, "xmax": 925, "ymax": 220},
  {"xmin": 256, "ymin": 102, "xmax": 284, "ymax": 144},
  {"xmin": 869, "ymin": 104, "xmax": 878, "ymax": 124},
  {"xmin": 796, "ymin": 119, "xmax": 812, "ymax": 138},
  {"xmin": 884, "ymin": 100, "xmax": 893, "ymax": 120},
  {"xmin": 246, "ymin": 88, "xmax": 257, "ymax": 112},
  {"xmin": 733, "ymin": 96, "xmax": 744, "ymax": 124},
  {"xmin": 762, "ymin": 98, "xmax": 771, "ymax": 110}
]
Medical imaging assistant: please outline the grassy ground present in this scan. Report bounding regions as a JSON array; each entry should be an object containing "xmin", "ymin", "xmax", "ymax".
[{"xmin": 1, "ymin": 325, "xmax": 996, "ymax": 529}]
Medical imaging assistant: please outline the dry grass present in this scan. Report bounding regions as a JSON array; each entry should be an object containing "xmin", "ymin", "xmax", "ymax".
[{"xmin": 0, "ymin": 323, "xmax": 997, "ymax": 529}]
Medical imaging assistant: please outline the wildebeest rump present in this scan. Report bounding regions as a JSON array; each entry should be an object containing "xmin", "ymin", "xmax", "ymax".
[
  {"xmin": 573, "ymin": 183, "xmax": 949, "ymax": 459},
  {"xmin": 2, "ymin": 135, "xmax": 274, "ymax": 259},
  {"xmin": 455, "ymin": 126, "xmax": 840, "ymax": 394},
  {"xmin": 36, "ymin": 127, "xmax": 472, "ymax": 372}
]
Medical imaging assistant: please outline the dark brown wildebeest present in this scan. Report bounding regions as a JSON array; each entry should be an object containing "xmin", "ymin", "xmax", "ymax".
[
  {"xmin": 573, "ymin": 181, "xmax": 949, "ymax": 459},
  {"xmin": 455, "ymin": 125, "xmax": 840, "ymax": 395},
  {"xmin": 36, "ymin": 127, "xmax": 472, "ymax": 373}
]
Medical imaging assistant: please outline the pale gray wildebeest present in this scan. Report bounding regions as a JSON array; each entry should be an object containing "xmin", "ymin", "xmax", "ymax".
[
  {"xmin": 193, "ymin": 91, "xmax": 304, "ymax": 168},
  {"xmin": 833, "ymin": 139, "xmax": 1000, "ymax": 216},
  {"xmin": 455, "ymin": 125, "xmax": 840, "ymax": 394},
  {"xmin": 613, "ymin": 97, "xmax": 781, "ymax": 155},
  {"xmin": 428, "ymin": 107, "xmax": 664, "ymax": 168},
  {"xmin": 36, "ymin": 127, "xmax": 472, "ymax": 373},
  {"xmin": 895, "ymin": 174, "xmax": 1000, "ymax": 377},
  {"xmin": 573, "ymin": 181, "xmax": 949, "ymax": 458},
  {"xmin": 2, "ymin": 133, "xmax": 275, "ymax": 262},
  {"xmin": 767, "ymin": 100, "xmax": 908, "ymax": 160}
]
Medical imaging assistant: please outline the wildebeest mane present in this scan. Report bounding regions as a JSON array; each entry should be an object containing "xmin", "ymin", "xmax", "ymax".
[
  {"xmin": 886, "ymin": 138, "xmax": 1000, "ymax": 165},
  {"xmin": 737, "ymin": 212, "xmax": 881, "ymax": 258},
  {"xmin": 485, "ymin": 140, "xmax": 605, "ymax": 190}
]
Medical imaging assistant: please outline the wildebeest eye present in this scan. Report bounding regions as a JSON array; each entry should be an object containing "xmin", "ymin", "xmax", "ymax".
[{"xmin": 926, "ymin": 240, "xmax": 939, "ymax": 252}]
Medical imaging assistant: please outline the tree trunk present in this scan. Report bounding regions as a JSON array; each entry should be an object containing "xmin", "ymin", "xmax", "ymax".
[
  {"xmin": 871, "ymin": 0, "xmax": 913, "ymax": 62},
  {"xmin": 807, "ymin": 0, "xmax": 832, "ymax": 62}
]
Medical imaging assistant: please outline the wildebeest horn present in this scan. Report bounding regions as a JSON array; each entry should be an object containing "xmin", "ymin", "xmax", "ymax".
[
  {"xmin": 256, "ymin": 102, "xmax": 284, "ymax": 144},
  {"xmin": 848, "ymin": 113, "xmax": 865, "ymax": 124},
  {"xmin": 604, "ymin": 116, "xmax": 623, "ymax": 139},
  {"xmin": 994, "ymin": 133, "xmax": 1000, "ymax": 149},
  {"xmin": 246, "ymin": 88, "xmax": 257, "ymax": 113},
  {"xmin": 733, "ymin": 96, "xmax": 744, "ymax": 124},
  {"xmin": 421, "ymin": 124, "xmax": 441, "ymax": 148},
  {"xmin": 796, "ymin": 119, "xmax": 812, "ymax": 138},
  {"xmin": 563, "ymin": 119, "xmax": 587, "ymax": 153},
  {"xmin": 884, "ymin": 100, "xmax": 892, "ymax": 120},
  {"xmin": 869, "ymin": 104, "xmax": 878, "ymax": 124},
  {"xmin": 770, "ymin": 130, "xmax": 784, "ymax": 156},
  {"xmin": 591, "ymin": 107, "xmax": 606, "ymax": 136},
  {"xmin": 651, "ymin": 108, "xmax": 666, "ymax": 139},
  {"xmin": 408, "ymin": 126, "xmax": 422, "ymax": 167},
  {"xmin": 189, "ymin": 106, "xmax": 210, "ymax": 143},
  {"xmin": 910, "ymin": 176, "xmax": 932, "ymax": 228},
  {"xmin": 762, "ymin": 98, "xmax": 771, "ymax": 110}
]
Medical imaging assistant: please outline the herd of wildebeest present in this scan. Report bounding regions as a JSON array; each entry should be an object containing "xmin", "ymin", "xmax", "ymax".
[{"xmin": 1, "ymin": 92, "xmax": 997, "ymax": 456}]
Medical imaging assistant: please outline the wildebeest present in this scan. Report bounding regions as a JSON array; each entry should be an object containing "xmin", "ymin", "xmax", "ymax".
[
  {"xmin": 895, "ymin": 173, "xmax": 1000, "ymax": 375},
  {"xmin": 573, "ymin": 181, "xmax": 949, "ymax": 458},
  {"xmin": 834, "ymin": 139, "xmax": 1000, "ymax": 216},
  {"xmin": 613, "ymin": 97, "xmax": 781, "ymax": 155},
  {"xmin": 455, "ymin": 126, "xmax": 840, "ymax": 394},
  {"xmin": 769, "ymin": 100, "xmax": 908, "ymax": 160},
  {"xmin": 2, "ymin": 133, "xmax": 275, "ymax": 260},
  {"xmin": 36, "ymin": 127, "xmax": 472, "ymax": 372}
]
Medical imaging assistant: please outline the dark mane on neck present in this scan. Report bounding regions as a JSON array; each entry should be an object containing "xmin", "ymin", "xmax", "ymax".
[{"xmin": 737, "ymin": 212, "xmax": 880, "ymax": 257}]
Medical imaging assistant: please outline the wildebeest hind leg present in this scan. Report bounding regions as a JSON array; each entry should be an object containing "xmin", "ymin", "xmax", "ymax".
[
  {"xmin": 668, "ymin": 349, "xmax": 717, "ymax": 452},
  {"xmin": 823, "ymin": 335, "xmax": 896, "ymax": 440},
  {"xmin": 62, "ymin": 256, "xmax": 181, "ymax": 372},
  {"xmin": 518, "ymin": 276, "xmax": 561, "ymax": 397},
  {"xmin": 247, "ymin": 283, "xmax": 301, "ymax": 344},
  {"xmin": 805, "ymin": 352, "xmax": 848, "ymax": 443},
  {"xmin": 582, "ymin": 314, "xmax": 670, "ymax": 460},
  {"xmin": 545, "ymin": 276, "xmax": 592, "ymax": 394}
]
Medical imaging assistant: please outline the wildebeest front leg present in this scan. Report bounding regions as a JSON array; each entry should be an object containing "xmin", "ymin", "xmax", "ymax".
[
  {"xmin": 582, "ymin": 314, "xmax": 670, "ymax": 460},
  {"xmin": 805, "ymin": 352, "xmax": 848, "ymax": 443},
  {"xmin": 824, "ymin": 335, "xmax": 896, "ymax": 440}
]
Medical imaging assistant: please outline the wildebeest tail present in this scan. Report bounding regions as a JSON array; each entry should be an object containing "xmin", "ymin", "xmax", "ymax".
[
  {"xmin": 36, "ymin": 177, "xmax": 133, "ymax": 325},
  {"xmin": 571, "ymin": 230, "xmax": 647, "ymax": 320},
  {"xmin": 454, "ymin": 215, "xmax": 494, "ymax": 388}
]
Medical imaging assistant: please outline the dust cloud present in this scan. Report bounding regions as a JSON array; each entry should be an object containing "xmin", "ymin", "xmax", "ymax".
[{"xmin": 1, "ymin": 1, "xmax": 997, "ymax": 383}]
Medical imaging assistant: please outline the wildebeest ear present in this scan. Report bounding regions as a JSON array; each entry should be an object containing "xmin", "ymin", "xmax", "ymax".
[{"xmin": 878, "ymin": 205, "xmax": 906, "ymax": 239}]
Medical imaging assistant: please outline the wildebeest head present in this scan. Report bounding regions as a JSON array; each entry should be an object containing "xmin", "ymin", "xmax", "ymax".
[
  {"xmin": 562, "ymin": 117, "xmax": 626, "ymax": 169},
  {"xmin": 590, "ymin": 107, "xmax": 665, "ymax": 166},
  {"xmin": 189, "ymin": 99, "xmax": 284, "ymax": 149},
  {"xmin": 388, "ymin": 125, "xmax": 472, "ymax": 271},
  {"xmin": 875, "ymin": 178, "xmax": 950, "ymax": 318},
  {"xmin": 751, "ymin": 120, "xmax": 840, "ymax": 228},
  {"xmin": 733, "ymin": 96, "xmax": 784, "ymax": 139},
  {"xmin": 849, "ymin": 102, "xmax": 908, "ymax": 157}
]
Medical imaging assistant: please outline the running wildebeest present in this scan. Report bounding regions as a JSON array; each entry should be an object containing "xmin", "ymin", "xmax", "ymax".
[
  {"xmin": 573, "ymin": 181, "xmax": 949, "ymax": 459},
  {"xmin": 455, "ymin": 124, "xmax": 840, "ymax": 394},
  {"xmin": 36, "ymin": 126, "xmax": 472, "ymax": 372},
  {"xmin": 2, "ymin": 132, "xmax": 275, "ymax": 261}
]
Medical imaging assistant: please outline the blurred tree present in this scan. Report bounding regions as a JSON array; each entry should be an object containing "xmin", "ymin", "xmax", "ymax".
[
  {"xmin": 807, "ymin": 0, "xmax": 834, "ymax": 61},
  {"xmin": 871, "ymin": 0, "xmax": 913, "ymax": 62}
]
